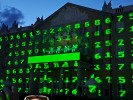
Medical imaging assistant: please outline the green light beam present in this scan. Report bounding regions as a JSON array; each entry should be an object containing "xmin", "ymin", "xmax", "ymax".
[{"xmin": 28, "ymin": 52, "xmax": 80, "ymax": 64}]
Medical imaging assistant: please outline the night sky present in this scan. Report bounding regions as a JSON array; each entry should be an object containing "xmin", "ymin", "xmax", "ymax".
[{"xmin": 0, "ymin": 0, "xmax": 133, "ymax": 27}]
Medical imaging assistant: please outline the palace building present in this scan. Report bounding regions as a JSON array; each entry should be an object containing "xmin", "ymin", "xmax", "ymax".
[{"xmin": 0, "ymin": 1, "xmax": 133, "ymax": 100}]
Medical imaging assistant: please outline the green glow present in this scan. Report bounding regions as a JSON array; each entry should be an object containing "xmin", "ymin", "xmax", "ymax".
[
  {"xmin": 105, "ymin": 64, "xmax": 111, "ymax": 70},
  {"xmin": 105, "ymin": 29, "xmax": 111, "ymax": 34},
  {"xmin": 84, "ymin": 21, "xmax": 89, "ymax": 27},
  {"xmin": 130, "ymin": 26, "xmax": 133, "ymax": 32},
  {"xmin": 88, "ymin": 85, "xmax": 96, "ymax": 93},
  {"xmin": 129, "ymin": 13, "xmax": 133, "ymax": 20},
  {"xmin": 105, "ymin": 17, "xmax": 111, "ymax": 23},
  {"xmin": 94, "ymin": 19, "xmax": 100, "ymax": 26},
  {"xmin": 118, "ymin": 27, "xmax": 124, "ymax": 33},
  {"xmin": 94, "ymin": 53, "xmax": 101, "ymax": 59},
  {"xmin": 106, "ymin": 76, "xmax": 112, "ymax": 83},
  {"xmin": 117, "ymin": 15, "xmax": 123, "ymax": 22},
  {"xmin": 119, "ymin": 90, "xmax": 126, "ymax": 97},
  {"xmin": 105, "ymin": 40, "xmax": 112, "ymax": 46},
  {"xmin": 9, "ymin": 44, "xmax": 13, "ymax": 48},
  {"xmin": 118, "ymin": 76, "xmax": 126, "ymax": 83},
  {"xmin": 22, "ymin": 42, "xmax": 26, "ymax": 46},
  {"xmin": 8, "ymin": 52, "xmax": 12, "ymax": 57},
  {"xmin": 118, "ymin": 64, "xmax": 124, "ymax": 70},
  {"xmin": 28, "ymin": 52, "xmax": 80, "ymax": 64},
  {"xmin": 118, "ymin": 39, "xmax": 124, "ymax": 46},
  {"xmin": 118, "ymin": 51, "xmax": 125, "ymax": 58},
  {"xmin": 94, "ymin": 42, "xmax": 101, "ymax": 48},
  {"xmin": 94, "ymin": 31, "xmax": 100, "ymax": 36},
  {"xmin": 94, "ymin": 64, "xmax": 100, "ymax": 70}
]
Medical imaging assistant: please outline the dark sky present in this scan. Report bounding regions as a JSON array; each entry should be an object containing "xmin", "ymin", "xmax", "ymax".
[{"xmin": 0, "ymin": 0, "xmax": 133, "ymax": 27}]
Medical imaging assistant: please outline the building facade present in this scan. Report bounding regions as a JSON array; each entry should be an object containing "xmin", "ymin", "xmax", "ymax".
[{"xmin": 0, "ymin": 1, "xmax": 133, "ymax": 100}]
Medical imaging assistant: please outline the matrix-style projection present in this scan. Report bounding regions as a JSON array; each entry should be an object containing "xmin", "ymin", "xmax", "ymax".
[{"xmin": 0, "ymin": 11, "xmax": 133, "ymax": 98}]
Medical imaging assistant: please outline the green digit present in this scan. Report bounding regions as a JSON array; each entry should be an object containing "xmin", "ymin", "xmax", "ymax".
[
  {"xmin": 129, "ymin": 26, "xmax": 133, "ymax": 32},
  {"xmin": 118, "ymin": 76, "xmax": 126, "ymax": 83},
  {"xmin": 36, "ymin": 30, "xmax": 41, "ymax": 35},
  {"xmin": 30, "ymin": 31, "xmax": 34, "ymax": 38},
  {"xmin": 105, "ymin": 64, "xmax": 111, "ymax": 70},
  {"xmin": 10, "ymin": 35, "xmax": 14, "ymax": 40},
  {"xmin": 105, "ymin": 52, "xmax": 111, "ymax": 58},
  {"xmin": 72, "ymin": 89, "xmax": 77, "ymax": 95},
  {"xmin": 105, "ymin": 40, "xmax": 112, "ymax": 46},
  {"xmin": 105, "ymin": 17, "xmax": 111, "ymax": 23},
  {"xmin": 88, "ymin": 85, "xmax": 96, "ymax": 93},
  {"xmin": 131, "ymin": 63, "xmax": 133, "ymax": 70},
  {"xmin": 50, "ymin": 28, "xmax": 55, "ymax": 34},
  {"xmin": 118, "ymin": 27, "xmax": 124, "ymax": 33},
  {"xmin": 117, "ymin": 15, "xmax": 123, "ymax": 22},
  {"xmin": 65, "ymin": 77, "xmax": 70, "ymax": 83},
  {"xmin": 129, "ymin": 12, "xmax": 133, "ymax": 20},
  {"xmin": 0, "ymin": 37, "xmax": 2, "ymax": 42},
  {"xmin": 105, "ymin": 29, "xmax": 111, "ymax": 35},
  {"xmin": 94, "ymin": 31, "xmax": 100, "ymax": 36},
  {"xmin": 12, "ymin": 78, "xmax": 16, "ymax": 83},
  {"xmin": 62, "ymin": 62, "xmax": 69, "ymax": 67},
  {"xmin": 94, "ymin": 42, "xmax": 101, "ymax": 48},
  {"xmin": 65, "ymin": 89, "xmax": 69, "ymax": 94},
  {"xmin": 84, "ymin": 21, "xmax": 89, "ymax": 27},
  {"xmin": 118, "ymin": 64, "xmax": 124, "ymax": 70},
  {"xmin": 23, "ymin": 33, "xmax": 27, "ymax": 38},
  {"xmin": 130, "ymin": 38, "xmax": 133, "ymax": 44},
  {"xmin": 106, "ymin": 76, "xmax": 112, "ymax": 83},
  {"xmin": 95, "ymin": 77, "xmax": 102, "ymax": 83},
  {"xmin": 53, "ymin": 62, "xmax": 59, "ymax": 68},
  {"xmin": 18, "ymin": 78, "xmax": 22, "ymax": 83},
  {"xmin": 94, "ymin": 64, "xmax": 100, "ymax": 70},
  {"xmin": 8, "ymin": 52, "xmax": 12, "ymax": 57},
  {"xmin": 72, "ymin": 77, "xmax": 78, "ymax": 82},
  {"xmin": 18, "ymin": 87, "xmax": 21, "ymax": 92},
  {"xmin": 131, "ymin": 50, "xmax": 133, "ymax": 57},
  {"xmin": 94, "ymin": 19, "xmax": 100, "ymax": 26},
  {"xmin": 118, "ymin": 51, "xmax": 125, "ymax": 58},
  {"xmin": 119, "ymin": 90, "xmax": 126, "ymax": 97},
  {"xmin": 9, "ymin": 44, "xmax": 13, "ymax": 48},
  {"xmin": 16, "ymin": 34, "xmax": 20, "ymax": 39},
  {"xmin": 94, "ymin": 53, "xmax": 101, "ymax": 59},
  {"xmin": 57, "ymin": 27, "xmax": 63, "ymax": 32},
  {"xmin": 118, "ymin": 39, "xmax": 124, "ymax": 46},
  {"xmin": 74, "ymin": 61, "xmax": 78, "ymax": 67},
  {"xmin": 75, "ymin": 23, "xmax": 80, "ymax": 29},
  {"xmin": 13, "ymin": 69, "xmax": 16, "ymax": 74}
]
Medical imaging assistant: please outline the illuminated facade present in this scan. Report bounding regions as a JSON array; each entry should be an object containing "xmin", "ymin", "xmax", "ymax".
[{"xmin": 0, "ymin": 2, "xmax": 133, "ymax": 100}]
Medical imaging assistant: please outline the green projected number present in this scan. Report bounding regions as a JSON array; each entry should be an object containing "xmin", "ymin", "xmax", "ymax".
[{"xmin": 117, "ymin": 15, "xmax": 123, "ymax": 22}]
